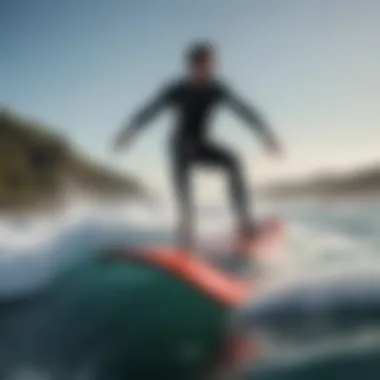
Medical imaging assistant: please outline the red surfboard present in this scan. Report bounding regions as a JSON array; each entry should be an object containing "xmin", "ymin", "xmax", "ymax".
[
  {"xmin": 103, "ymin": 221, "xmax": 286, "ymax": 375},
  {"xmin": 105, "ymin": 218, "xmax": 285, "ymax": 304},
  {"xmin": 105, "ymin": 245, "xmax": 252, "ymax": 307}
]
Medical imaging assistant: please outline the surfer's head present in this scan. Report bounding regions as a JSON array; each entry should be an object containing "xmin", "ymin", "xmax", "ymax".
[{"xmin": 186, "ymin": 41, "xmax": 216, "ymax": 81}]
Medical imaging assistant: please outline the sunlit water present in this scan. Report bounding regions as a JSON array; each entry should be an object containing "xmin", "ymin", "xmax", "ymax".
[{"xmin": 1, "ymin": 197, "xmax": 380, "ymax": 379}]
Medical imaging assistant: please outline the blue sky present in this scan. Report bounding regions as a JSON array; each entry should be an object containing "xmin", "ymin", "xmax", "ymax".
[{"xmin": 1, "ymin": 0, "xmax": 380, "ymax": 196}]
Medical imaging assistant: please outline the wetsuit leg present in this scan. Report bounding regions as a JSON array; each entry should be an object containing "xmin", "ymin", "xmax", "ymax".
[
  {"xmin": 170, "ymin": 142, "xmax": 194, "ymax": 249},
  {"xmin": 196, "ymin": 143, "xmax": 255, "ymax": 236}
]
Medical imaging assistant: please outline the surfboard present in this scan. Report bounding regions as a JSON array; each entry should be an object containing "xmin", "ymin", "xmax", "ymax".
[
  {"xmin": 104, "ymin": 218, "xmax": 285, "ymax": 305},
  {"xmin": 105, "ymin": 245, "xmax": 252, "ymax": 307},
  {"xmin": 101, "ymin": 221, "xmax": 286, "ymax": 377},
  {"xmin": 102, "ymin": 244, "xmax": 261, "ymax": 377}
]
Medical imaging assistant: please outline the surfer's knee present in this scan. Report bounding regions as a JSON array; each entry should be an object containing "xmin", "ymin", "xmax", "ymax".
[
  {"xmin": 226, "ymin": 157, "xmax": 244, "ymax": 184},
  {"xmin": 220, "ymin": 151, "xmax": 240, "ymax": 173}
]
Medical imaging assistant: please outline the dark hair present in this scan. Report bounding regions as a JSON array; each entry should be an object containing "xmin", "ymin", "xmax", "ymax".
[{"xmin": 186, "ymin": 41, "xmax": 215, "ymax": 66}]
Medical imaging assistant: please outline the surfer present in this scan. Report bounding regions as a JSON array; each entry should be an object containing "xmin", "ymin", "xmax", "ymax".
[{"xmin": 112, "ymin": 41, "xmax": 283, "ymax": 248}]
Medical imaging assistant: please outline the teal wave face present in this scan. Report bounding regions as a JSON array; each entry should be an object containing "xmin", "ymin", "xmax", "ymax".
[
  {"xmin": 2, "ymin": 202, "xmax": 380, "ymax": 379},
  {"xmin": 0, "ymin": 255, "xmax": 230, "ymax": 380}
]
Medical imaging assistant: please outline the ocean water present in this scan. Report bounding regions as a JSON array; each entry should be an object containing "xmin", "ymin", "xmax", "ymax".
[{"xmin": 1, "ymin": 197, "xmax": 380, "ymax": 380}]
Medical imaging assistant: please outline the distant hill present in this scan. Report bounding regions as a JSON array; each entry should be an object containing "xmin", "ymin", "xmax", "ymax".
[
  {"xmin": 263, "ymin": 165, "xmax": 380, "ymax": 201},
  {"xmin": 0, "ymin": 108, "xmax": 151, "ymax": 211}
]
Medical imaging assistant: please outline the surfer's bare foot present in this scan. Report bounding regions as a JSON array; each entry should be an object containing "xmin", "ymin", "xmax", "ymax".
[
  {"xmin": 177, "ymin": 224, "xmax": 195, "ymax": 252},
  {"xmin": 233, "ymin": 223, "xmax": 260, "ymax": 252},
  {"xmin": 176, "ymin": 234, "xmax": 192, "ymax": 250},
  {"xmin": 240, "ymin": 222, "xmax": 261, "ymax": 240}
]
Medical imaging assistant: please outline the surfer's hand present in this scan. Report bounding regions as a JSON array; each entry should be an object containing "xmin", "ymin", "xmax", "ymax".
[
  {"xmin": 266, "ymin": 138, "xmax": 283, "ymax": 158},
  {"xmin": 112, "ymin": 130, "xmax": 133, "ymax": 153},
  {"xmin": 112, "ymin": 137, "xmax": 124, "ymax": 153}
]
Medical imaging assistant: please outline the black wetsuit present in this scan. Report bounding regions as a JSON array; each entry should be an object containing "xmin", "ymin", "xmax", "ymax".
[{"xmin": 127, "ymin": 78, "xmax": 274, "ymax": 243}]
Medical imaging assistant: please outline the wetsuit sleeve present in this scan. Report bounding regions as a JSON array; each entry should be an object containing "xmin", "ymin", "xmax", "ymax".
[
  {"xmin": 114, "ymin": 83, "xmax": 176, "ymax": 148},
  {"xmin": 127, "ymin": 83, "xmax": 175, "ymax": 133},
  {"xmin": 221, "ymin": 83, "xmax": 276, "ymax": 144}
]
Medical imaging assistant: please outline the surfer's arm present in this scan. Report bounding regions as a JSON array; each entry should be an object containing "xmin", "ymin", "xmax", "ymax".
[
  {"xmin": 221, "ymin": 84, "xmax": 280, "ymax": 150},
  {"xmin": 113, "ymin": 84, "xmax": 174, "ymax": 150}
]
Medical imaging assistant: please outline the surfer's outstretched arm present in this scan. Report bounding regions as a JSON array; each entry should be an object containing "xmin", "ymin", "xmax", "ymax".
[
  {"xmin": 222, "ymin": 84, "xmax": 281, "ymax": 153},
  {"xmin": 113, "ymin": 83, "xmax": 174, "ymax": 150}
]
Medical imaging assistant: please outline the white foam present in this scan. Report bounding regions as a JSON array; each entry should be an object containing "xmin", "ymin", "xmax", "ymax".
[{"xmin": 0, "ymin": 198, "xmax": 378, "ymax": 302}]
